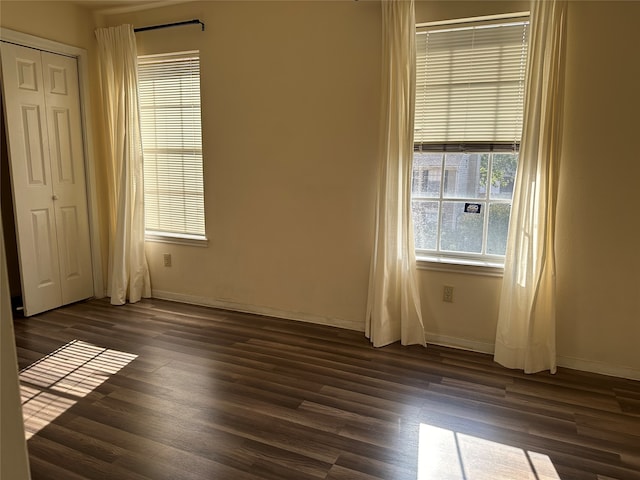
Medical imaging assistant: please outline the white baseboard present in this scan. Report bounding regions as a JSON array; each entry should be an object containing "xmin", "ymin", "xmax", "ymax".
[
  {"xmin": 557, "ymin": 355, "xmax": 640, "ymax": 381},
  {"xmin": 426, "ymin": 333, "xmax": 495, "ymax": 355},
  {"xmin": 150, "ymin": 289, "xmax": 364, "ymax": 332},
  {"xmin": 148, "ymin": 291, "xmax": 640, "ymax": 381},
  {"xmin": 426, "ymin": 332, "xmax": 640, "ymax": 381}
]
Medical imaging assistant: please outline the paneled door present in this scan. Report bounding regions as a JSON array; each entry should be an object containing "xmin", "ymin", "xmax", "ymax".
[{"xmin": 1, "ymin": 42, "xmax": 93, "ymax": 316}]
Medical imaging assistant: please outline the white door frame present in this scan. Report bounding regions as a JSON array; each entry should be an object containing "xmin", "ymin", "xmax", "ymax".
[{"xmin": 1, "ymin": 27, "xmax": 104, "ymax": 299}]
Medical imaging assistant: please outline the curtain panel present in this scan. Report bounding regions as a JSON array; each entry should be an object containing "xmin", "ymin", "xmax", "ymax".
[
  {"xmin": 494, "ymin": 0, "xmax": 568, "ymax": 374},
  {"xmin": 95, "ymin": 25, "xmax": 151, "ymax": 305},
  {"xmin": 366, "ymin": 0, "xmax": 426, "ymax": 347}
]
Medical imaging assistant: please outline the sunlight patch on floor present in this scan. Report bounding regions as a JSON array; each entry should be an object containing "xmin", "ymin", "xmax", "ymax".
[
  {"xmin": 20, "ymin": 340, "xmax": 137, "ymax": 439},
  {"xmin": 417, "ymin": 423, "xmax": 561, "ymax": 480}
]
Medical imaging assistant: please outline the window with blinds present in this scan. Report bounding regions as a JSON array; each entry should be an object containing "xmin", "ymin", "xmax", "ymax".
[
  {"xmin": 415, "ymin": 17, "xmax": 530, "ymax": 150},
  {"xmin": 138, "ymin": 51, "xmax": 206, "ymax": 240},
  {"xmin": 412, "ymin": 16, "xmax": 529, "ymax": 265}
]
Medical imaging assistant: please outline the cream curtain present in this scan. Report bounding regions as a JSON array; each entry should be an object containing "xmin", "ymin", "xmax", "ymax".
[
  {"xmin": 366, "ymin": 0, "xmax": 425, "ymax": 348},
  {"xmin": 95, "ymin": 25, "xmax": 151, "ymax": 305},
  {"xmin": 494, "ymin": 0, "xmax": 568, "ymax": 374}
]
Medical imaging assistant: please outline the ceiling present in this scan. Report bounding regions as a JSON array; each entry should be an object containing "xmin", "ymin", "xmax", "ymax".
[{"xmin": 72, "ymin": 0, "xmax": 185, "ymax": 14}]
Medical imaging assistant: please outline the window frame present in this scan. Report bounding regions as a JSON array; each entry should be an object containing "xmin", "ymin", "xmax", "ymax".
[
  {"xmin": 137, "ymin": 50, "xmax": 207, "ymax": 246},
  {"xmin": 412, "ymin": 13, "xmax": 530, "ymax": 271}
]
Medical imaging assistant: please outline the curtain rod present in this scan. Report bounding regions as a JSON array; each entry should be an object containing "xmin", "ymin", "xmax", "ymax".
[{"xmin": 134, "ymin": 19, "xmax": 205, "ymax": 33}]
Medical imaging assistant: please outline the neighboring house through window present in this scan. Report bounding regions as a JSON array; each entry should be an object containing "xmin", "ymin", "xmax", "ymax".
[
  {"xmin": 137, "ymin": 50, "xmax": 206, "ymax": 244},
  {"xmin": 412, "ymin": 15, "xmax": 529, "ymax": 265}
]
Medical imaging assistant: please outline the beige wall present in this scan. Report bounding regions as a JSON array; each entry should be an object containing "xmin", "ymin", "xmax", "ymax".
[
  {"xmin": 556, "ymin": 0, "xmax": 640, "ymax": 377},
  {"xmin": 102, "ymin": 1, "xmax": 381, "ymax": 329},
  {"xmin": 417, "ymin": 0, "xmax": 640, "ymax": 378},
  {"xmin": 419, "ymin": 0, "xmax": 640, "ymax": 378},
  {"xmin": 100, "ymin": 0, "xmax": 640, "ymax": 379},
  {"xmin": 1, "ymin": 0, "xmax": 639, "ymax": 381},
  {"xmin": 0, "ymin": 1, "xmax": 94, "ymax": 47}
]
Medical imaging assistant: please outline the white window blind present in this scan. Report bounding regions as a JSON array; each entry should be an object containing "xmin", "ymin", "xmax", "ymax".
[
  {"xmin": 138, "ymin": 51, "xmax": 205, "ymax": 238},
  {"xmin": 415, "ymin": 18, "xmax": 529, "ymax": 146}
]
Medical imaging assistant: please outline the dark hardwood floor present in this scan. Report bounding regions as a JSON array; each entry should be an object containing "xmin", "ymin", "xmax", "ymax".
[{"xmin": 12, "ymin": 298, "xmax": 640, "ymax": 480}]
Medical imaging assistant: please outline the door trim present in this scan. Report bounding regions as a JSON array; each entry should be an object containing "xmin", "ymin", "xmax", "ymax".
[{"xmin": 0, "ymin": 28, "xmax": 104, "ymax": 299}]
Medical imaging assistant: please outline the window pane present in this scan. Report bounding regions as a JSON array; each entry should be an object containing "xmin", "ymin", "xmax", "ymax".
[
  {"xmin": 412, "ymin": 200, "xmax": 439, "ymax": 250},
  {"xmin": 443, "ymin": 153, "xmax": 486, "ymax": 199},
  {"xmin": 490, "ymin": 153, "xmax": 518, "ymax": 200},
  {"xmin": 487, "ymin": 203, "xmax": 511, "ymax": 255},
  {"xmin": 440, "ymin": 201, "xmax": 484, "ymax": 253},
  {"xmin": 412, "ymin": 153, "xmax": 443, "ymax": 198}
]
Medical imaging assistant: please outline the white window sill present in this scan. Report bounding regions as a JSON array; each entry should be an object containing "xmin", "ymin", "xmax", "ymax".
[
  {"xmin": 145, "ymin": 231, "xmax": 208, "ymax": 247},
  {"xmin": 416, "ymin": 255, "xmax": 504, "ymax": 277}
]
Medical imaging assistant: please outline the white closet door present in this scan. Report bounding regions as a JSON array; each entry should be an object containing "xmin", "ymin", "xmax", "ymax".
[
  {"xmin": 1, "ymin": 43, "xmax": 61, "ymax": 315},
  {"xmin": 41, "ymin": 51, "xmax": 93, "ymax": 306},
  {"xmin": 1, "ymin": 43, "xmax": 93, "ymax": 316}
]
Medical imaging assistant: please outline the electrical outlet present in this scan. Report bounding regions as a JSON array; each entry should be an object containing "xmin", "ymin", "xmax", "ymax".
[
  {"xmin": 163, "ymin": 253, "xmax": 172, "ymax": 267},
  {"xmin": 443, "ymin": 285, "xmax": 454, "ymax": 303}
]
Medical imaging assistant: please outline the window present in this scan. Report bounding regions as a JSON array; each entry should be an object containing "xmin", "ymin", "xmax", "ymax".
[
  {"xmin": 138, "ymin": 51, "xmax": 206, "ymax": 242},
  {"xmin": 412, "ymin": 16, "xmax": 529, "ymax": 265}
]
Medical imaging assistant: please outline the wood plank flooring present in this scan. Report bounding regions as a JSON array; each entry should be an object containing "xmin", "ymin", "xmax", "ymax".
[{"xmin": 12, "ymin": 298, "xmax": 640, "ymax": 480}]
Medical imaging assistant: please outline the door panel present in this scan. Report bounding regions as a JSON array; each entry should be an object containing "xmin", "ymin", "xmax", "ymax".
[
  {"xmin": 48, "ymin": 64, "xmax": 68, "ymax": 95},
  {"xmin": 51, "ymin": 108, "xmax": 75, "ymax": 183},
  {"xmin": 21, "ymin": 105, "xmax": 48, "ymax": 185},
  {"xmin": 58, "ymin": 206, "xmax": 81, "ymax": 280},
  {"xmin": 30, "ymin": 209, "xmax": 56, "ymax": 287},
  {"xmin": 15, "ymin": 58, "xmax": 38, "ymax": 91}
]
